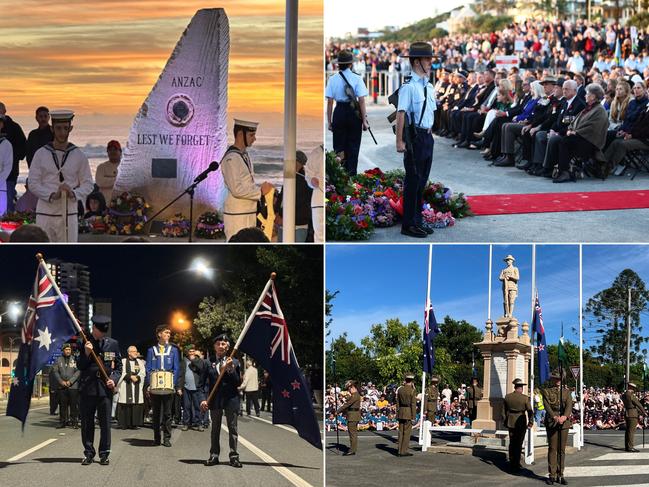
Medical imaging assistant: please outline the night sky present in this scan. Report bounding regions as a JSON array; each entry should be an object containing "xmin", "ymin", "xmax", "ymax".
[{"xmin": 0, "ymin": 245, "xmax": 322, "ymax": 354}]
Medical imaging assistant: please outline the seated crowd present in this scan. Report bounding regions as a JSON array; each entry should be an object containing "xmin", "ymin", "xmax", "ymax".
[{"xmin": 328, "ymin": 19, "xmax": 649, "ymax": 182}]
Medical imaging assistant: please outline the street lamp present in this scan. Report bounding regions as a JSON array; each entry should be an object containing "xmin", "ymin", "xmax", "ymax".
[
  {"xmin": 190, "ymin": 257, "xmax": 214, "ymax": 280},
  {"xmin": 0, "ymin": 301, "xmax": 22, "ymax": 324}
]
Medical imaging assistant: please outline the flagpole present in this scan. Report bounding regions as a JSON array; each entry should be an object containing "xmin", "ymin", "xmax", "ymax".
[
  {"xmin": 419, "ymin": 244, "xmax": 433, "ymax": 446},
  {"xmin": 35, "ymin": 253, "xmax": 111, "ymax": 384},
  {"xmin": 205, "ymin": 272, "xmax": 276, "ymax": 406},
  {"xmin": 488, "ymin": 245, "xmax": 493, "ymax": 323},
  {"xmin": 579, "ymin": 245, "xmax": 584, "ymax": 448},
  {"xmin": 526, "ymin": 245, "xmax": 536, "ymax": 464}
]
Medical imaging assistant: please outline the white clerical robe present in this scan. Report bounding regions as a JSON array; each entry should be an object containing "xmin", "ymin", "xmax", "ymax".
[
  {"xmin": 220, "ymin": 147, "xmax": 261, "ymax": 241},
  {"xmin": 304, "ymin": 145, "xmax": 324, "ymax": 243},
  {"xmin": 28, "ymin": 143, "xmax": 94, "ymax": 242}
]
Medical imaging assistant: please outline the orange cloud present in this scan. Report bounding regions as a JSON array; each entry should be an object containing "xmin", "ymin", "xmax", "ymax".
[{"xmin": 2, "ymin": 0, "xmax": 323, "ymax": 122}]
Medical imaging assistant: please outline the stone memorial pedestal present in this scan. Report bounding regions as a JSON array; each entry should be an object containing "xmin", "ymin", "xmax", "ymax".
[{"xmin": 472, "ymin": 316, "xmax": 531, "ymax": 430}]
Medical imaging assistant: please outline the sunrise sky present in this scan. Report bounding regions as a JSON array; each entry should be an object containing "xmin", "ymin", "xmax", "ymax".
[{"xmin": 1, "ymin": 0, "xmax": 323, "ymax": 136}]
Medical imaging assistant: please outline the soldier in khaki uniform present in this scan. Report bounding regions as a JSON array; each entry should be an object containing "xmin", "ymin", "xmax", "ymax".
[
  {"xmin": 466, "ymin": 376, "xmax": 483, "ymax": 421},
  {"xmin": 542, "ymin": 371, "xmax": 573, "ymax": 485},
  {"xmin": 396, "ymin": 372, "xmax": 417, "ymax": 457},
  {"xmin": 622, "ymin": 382, "xmax": 646, "ymax": 452},
  {"xmin": 336, "ymin": 380, "xmax": 361, "ymax": 455},
  {"xmin": 424, "ymin": 376, "xmax": 440, "ymax": 422},
  {"xmin": 503, "ymin": 378, "xmax": 533, "ymax": 473}
]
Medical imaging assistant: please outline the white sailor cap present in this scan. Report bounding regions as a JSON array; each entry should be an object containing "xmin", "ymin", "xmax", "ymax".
[
  {"xmin": 50, "ymin": 110, "xmax": 75, "ymax": 122},
  {"xmin": 233, "ymin": 119, "xmax": 259, "ymax": 130}
]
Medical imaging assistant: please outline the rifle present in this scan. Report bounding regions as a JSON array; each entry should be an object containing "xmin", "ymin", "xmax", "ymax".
[
  {"xmin": 387, "ymin": 86, "xmax": 415, "ymax": 157},
  {"xmin": 340, "ymin": 71, "xmax": 377, "ymax": 145}
]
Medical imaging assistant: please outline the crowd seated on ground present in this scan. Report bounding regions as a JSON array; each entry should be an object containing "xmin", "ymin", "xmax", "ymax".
[
  {"xmin": 324, "ymin": 382, "xmax": 471, "ymax": 431},
  {"xmin": 327, "ymin": 19, "xmax": 649, "ymax": 183},
  {"xmin": 579, "ymin": 386, "xmax": 649, "ymax": 430}
]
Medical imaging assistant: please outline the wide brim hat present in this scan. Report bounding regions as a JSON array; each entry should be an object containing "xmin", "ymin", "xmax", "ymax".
[
  {"xmin": 403, "ymin": 42, "xmax": 434, "ymax": 59},
  {"xmin": 431, "ymin": 376, "xmax": 440, "ymax": 383},
  {"xmin": 550, "ymin": 370, "xmax": 563, "ymax": 380},
  {"xmin": 405, "ymin": 372, "xmax": 415, "ymax": 380},
  {"xmin": 541, "ymin": 75, "xmax": 558, "ymax": 85},
  {"xmin": 335, "ymin": 50, "xmax": 354, "ymax": 65},
  {"xmin": 503, "ymin": 254, "xmax": 515, "ymax": 262},
  {"xmin": 628, "ymin": 382, "xmax": 638, "ymax": 390}
]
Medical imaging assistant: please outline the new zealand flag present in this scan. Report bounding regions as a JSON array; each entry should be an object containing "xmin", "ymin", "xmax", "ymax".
[
  {"xmin": 423, "ymin": 301, "xmax": 441, "ymax": 373},
  {"xmin": 532, "ymin": 294, "xmax": 551, "ymax": 386},
  {"xmin": 238, "ymin": 282, "xmax": 322, "ymax": 449},
  {"xmin": 6, "ymin": 264, "xmax": 77, "ymax": 425}
]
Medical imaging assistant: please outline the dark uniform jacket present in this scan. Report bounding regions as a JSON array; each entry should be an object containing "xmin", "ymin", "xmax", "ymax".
[
  {"xmin": 528, "ymin": 96, "xmax": 557, "ymax": 128},
  {"xmin": 542, "ymin": 386, "xmax": 573, "ymax": 430},
  {"xmin": 53, "ymin": 354, "xmax": 80, "ymax": 390},
  {"xmin": 201, "ymin": 356, "xmax": 241, "ymax": 410},
  {"xmin": 78, "ymin": 336, "xmax": 122, "ymax": 397},
  {"xmin": 546, "ymin": 96, "xmax": 586, "ymax": 135},
  {"xmin": 457, "ymin": 84, "xmax": 481, "ymax": 110},
  {"xmin": 505, "ymin": 93, "xmax": 533, "ymax": 119},
  {"xmin": 466, "ymin": 385, "xmax": 483, "ymax": 410},
  {"xmin": 471, "ymin": 82, "xmax": 496, "ymax": 110},
  {"xmin": 503, "ymin": 391, "xmax": 533, "ymax": 429},
  {"xmin": 622, "ymin": 390, "xmax": 647, "ymax": 419},
  {"xmin": 337, "ymin": 391, "xmax": 361, "ymax": 422},
  {"xmin": 396, "ymin": 385, "xmax": 417, "ymax": 420},
  {"xmin": 629, "ymin": 107, "xmax": 649, "ymax": 145},
  {"xmin": 2, "ymin": 115, "xmax": 26, "ymax": 182}
]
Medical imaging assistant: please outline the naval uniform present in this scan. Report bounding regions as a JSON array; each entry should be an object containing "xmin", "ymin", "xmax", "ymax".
[
  {"xmin": 145, "ymin": 343, "xmax": 181, "ymax": 444},
  {"xmin": 397, "ymin": 71, "xmax": 437, "ymax": 230},
  {"xmin": 0, "ymin": 136, "xmax": 13, "ymax": 216},
  {"xmin": 78, "ymin": 335, "xmax": 122, "ymax": 460},
  {"xmin": 325, "ymin": 67, "xmax": 368, "ymax": 176},
  {"xmin": 201, "ymin": 355, "xmax": 242, "ymax": 462},
  {"xmin": 220, "ymin": 145, "xmax": 261, "ymax": 241},
  {"xmin": 28, "ymin": 142, "xmax": 94, "ymax": 242}
]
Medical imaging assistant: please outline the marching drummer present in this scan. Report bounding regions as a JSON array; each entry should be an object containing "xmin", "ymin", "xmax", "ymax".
[{"xmin": 145, "ymin": 325, "xmax": 181, "ymax": 447}]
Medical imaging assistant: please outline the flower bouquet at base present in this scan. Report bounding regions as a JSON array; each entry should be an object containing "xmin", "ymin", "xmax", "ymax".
[
  {"xmin": 366, "ymin": 194, "xmax": 397, "ymax": 227},
  {"xmin": 79, "ymin": 215, "xmax": 107, "ymax": 234},
  {"xmin": 0, "ymin": 211, "xmax": 35, "ymax": 232},
  {"xmin": 326, "ymin": 196, "xmax": 374, "ymax": 241},
  {"xmin": 104, "ymin": 192, "xmax": 150, "ymax": 235},
  {"xmin": 421, "ymin": 205, "xmax": 455, "ymax": 228},
  {"xmin": 162, "ymin": 213, "xmax": 190, "ymax": 238},
  {"xmin": 422, "ymin": 182, "xmax": 472, "ymax": 218},
  {"xmin": 195, "ymin": 211, "xmax": 225, "ymax": 239}
]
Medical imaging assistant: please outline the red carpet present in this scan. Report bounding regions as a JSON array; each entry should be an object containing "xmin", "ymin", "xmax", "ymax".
[{"xmin": 467, "ymin": 190, "xmax": 649, "ymax": 215}]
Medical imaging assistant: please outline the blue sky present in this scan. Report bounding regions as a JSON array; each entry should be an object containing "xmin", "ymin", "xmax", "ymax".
[{"xmin": 326, "ymin": 244, "xmax": 582, "ymax": 348}]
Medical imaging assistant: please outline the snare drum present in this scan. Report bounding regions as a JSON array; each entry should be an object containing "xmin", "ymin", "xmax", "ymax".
[{"xmin": 150, "ymin": 370, "xmax": 174, "ymax": 395}]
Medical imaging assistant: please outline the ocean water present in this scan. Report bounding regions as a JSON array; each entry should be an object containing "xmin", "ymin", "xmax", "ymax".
[{"xmin": 13, "ymin": 114, "xmax": 322, "ymax": 190}]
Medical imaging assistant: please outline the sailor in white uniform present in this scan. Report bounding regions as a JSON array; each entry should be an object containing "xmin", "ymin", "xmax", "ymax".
[
  {"xmin": 28, "ymin": 110, "xmax": 94, "ymax": 242},
  {"xmin": 304, "ymin": 144, "xmax": 324, "ymax": 243},
  {"xmin": 0, "ymin": 115, "xmax": 14, "ymax": 217},
  {"xmin": 220, "ymin": 119, "xmax": 273, "ymax": 241}
]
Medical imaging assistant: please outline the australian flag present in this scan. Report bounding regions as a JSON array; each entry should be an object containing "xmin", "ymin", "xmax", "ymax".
[
  {"xmin": 238, "ymin": 282, "xmax": 322, "ymax": 449},
  {"xmin": 423, "ymin": 301, "xmax": 441, "ymax": 373},
  {"xmin": 532, "ymin": 293, "xmax": 551, "ymax": 386},
  {"xmin": 6, "ymin": 264, "xmax": 77, "ymax": 425}
]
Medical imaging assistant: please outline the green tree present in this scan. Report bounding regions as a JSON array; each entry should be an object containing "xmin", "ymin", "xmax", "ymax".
[
  {"xmin": 193, "ymin": 296, "xmax": 247, "ymax": 352},
  {"xmin": 435, "ymin": 316, "xmax": 483, "ymax": 365},
  {"xmin": 628, "ymin": 11, "xmax": 649, "ymax": 30},
  {"xmin": 361, "ymin": 318, "xmax": 422, "ymax": 386},
  {"xmin": 326, "ymin": 333, "xmax": 379, "ymax": 385},
  {"xmin": 584, "ymin": 269, "xmax": 649, "ymax": 366},
  {"xmin": 325, "ymin": 290, "xmax": 339, "ymax": 338}
]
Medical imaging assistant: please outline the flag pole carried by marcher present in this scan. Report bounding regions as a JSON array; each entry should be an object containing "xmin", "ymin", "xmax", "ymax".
[{"xmin": 35, "ymin": 253, "xmax": 111, "ymax": 384}]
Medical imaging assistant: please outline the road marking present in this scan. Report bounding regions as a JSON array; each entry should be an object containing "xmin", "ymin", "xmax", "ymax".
[
  {"xmin": 249, "ymin": 414, "xmax": 298, "ymax": 434},
  {"xmin": 563, "ymin": 465, "xmax": 649, "ymax": 477},
  {"xmin": 223, "ymin": 424, "xmax": 314, "ymax": 487},
  {"xmin": 6, "ymin": 438, "xmax": 58, "ymax": 462},
  {"xmin": 594, "ymin": 485, "xmax": 649, "ymax": 487},
  {"xmin": 594, "ymin": 452, "xmax": 649, "ymax": 461}
]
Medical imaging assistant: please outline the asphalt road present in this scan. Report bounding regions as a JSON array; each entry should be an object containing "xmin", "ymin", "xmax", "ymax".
[
  {"xmin": 1, "ymin": 402, "xmax": 323, "ymax": 487},
  {"xmin": 325, "ymin": 429, "xmax": 649, "ymax": 487},
  {"xmin": 325, "ymin": 103, "xmax": 649, "ymax": 242}
]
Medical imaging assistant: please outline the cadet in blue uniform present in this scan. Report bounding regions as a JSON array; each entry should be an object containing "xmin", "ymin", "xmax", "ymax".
[
  {"xmin": 200, "ymin": 333, "xmax": 243, "ymax": 468},
  {"xmin": 78, "ymin": 315, "xmax": 122, "ymax": 466},
  {"xmin": 145, "ymin": 324, "xmax": 182, "ymax": 447},
  {"xmin": 396, "ymin": 42, "xmax": 437, "ymax": 238},
  {"xmin": 325, "ymin": 50, "xmax": 369, "ymax": 176}
]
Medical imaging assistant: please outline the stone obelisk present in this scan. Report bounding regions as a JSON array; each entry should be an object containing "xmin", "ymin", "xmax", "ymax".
[{"xmin": 114, "ymin": 9, "xmax": 230, "ymax": 219}]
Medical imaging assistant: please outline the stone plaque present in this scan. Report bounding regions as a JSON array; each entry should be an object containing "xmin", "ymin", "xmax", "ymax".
[
  {"xmin": 114, "ymin": 8, "xmax": 230, "ymax": 219},
  {"xmin": 490, "ymin": 352, "xmax": 507, "ymax": 399},
  {"xmin": 516, "ymin": 354, "xmax": 525, "ymax": 384}
]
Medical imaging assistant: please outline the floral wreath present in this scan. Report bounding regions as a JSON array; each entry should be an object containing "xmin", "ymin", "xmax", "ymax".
[
  {"xmin": 195, "ymin": 211, "xmax": 225, "ymax": 239},
  {"xmin": 162, "ymin": 213, "xmax": 191, "ymax": 238},
  {"xmin": 104, "ymin": 192, "xmax": 150, "ymax": 235}
]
